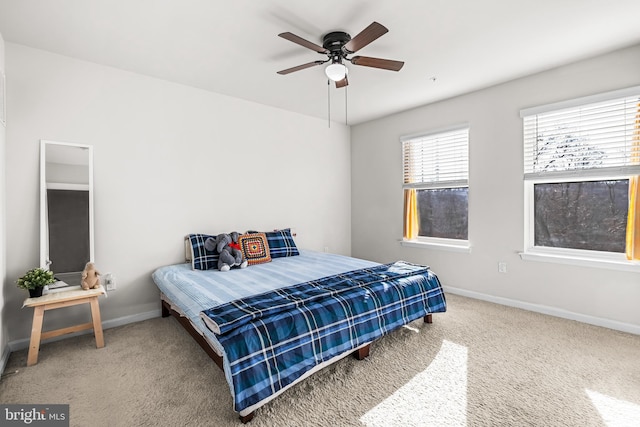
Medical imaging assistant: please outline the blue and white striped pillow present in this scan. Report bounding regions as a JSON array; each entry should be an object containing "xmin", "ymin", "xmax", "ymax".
[{"xmin": 265, "ymin": 228, "xmax": 299, "ymax": 258}]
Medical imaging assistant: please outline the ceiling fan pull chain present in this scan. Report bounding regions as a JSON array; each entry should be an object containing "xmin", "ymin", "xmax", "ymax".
[
  {"xmin": 345, "ymin": 85, "xmax": 348, "ymax": 126},
  {"xmin": 327, "ymin": 79, "xmax": 331, "ymax": 128}
]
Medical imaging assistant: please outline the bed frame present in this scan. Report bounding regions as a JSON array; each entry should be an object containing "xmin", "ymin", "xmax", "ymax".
[{"xmin": 161, "ymin": 298, "xmax": 433, "ymax": 423}]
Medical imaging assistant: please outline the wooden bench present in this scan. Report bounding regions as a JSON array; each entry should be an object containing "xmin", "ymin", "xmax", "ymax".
[{"xmin": 23, "ymin": 285, "xmax": 106, "ymax": 366}]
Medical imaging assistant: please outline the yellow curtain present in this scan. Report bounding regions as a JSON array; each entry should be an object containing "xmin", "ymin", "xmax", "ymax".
[
  {"xmin": 626, "ymin": 101, "xmax": 640, "ymax": 260},
  {"xmin": 403, "ymin": 189, "xmax": 418, "ymax": 240},
  {"xmin": 627, "ymin": 177, "xmax": 640, "ymax": 260}
]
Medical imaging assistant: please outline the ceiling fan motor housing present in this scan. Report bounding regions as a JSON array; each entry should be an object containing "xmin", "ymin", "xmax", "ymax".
[{"xmin": 323, "ymin": 31, "xmax": 351, "ymax": 63}]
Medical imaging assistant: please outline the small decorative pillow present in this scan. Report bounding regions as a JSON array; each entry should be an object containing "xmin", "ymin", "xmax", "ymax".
[
  {"xmin": 187, "ymin": 234, "xmax": 219, "ymax": 270},
  {"xmin": 238, "ymin": 233, "xmax": 272, "ymax": 265},
  {"xmin": 265, "ymin": 228, "xmax": 299, "ymax": 258}
]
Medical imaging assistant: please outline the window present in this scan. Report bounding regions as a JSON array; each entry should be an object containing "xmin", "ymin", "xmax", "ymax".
[
  {"xmin": 521, "ymin": 87, "xmax": 640, "ymax": 264},
  {"xmin": 402, "ymin": 126, "xmax": 469, "ymax": 245}
]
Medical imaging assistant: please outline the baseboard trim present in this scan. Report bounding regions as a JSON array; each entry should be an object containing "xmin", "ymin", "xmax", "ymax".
[
  {"xmin": 7, "ymin": 309, "xmax": 162, "ymax": 352},
  {"xmin": 443, "ymin": 286, "xmax": 640, "ymax": 336}
]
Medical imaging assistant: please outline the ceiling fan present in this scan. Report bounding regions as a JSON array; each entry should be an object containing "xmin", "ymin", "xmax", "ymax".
[{"xmin": 277, "ymin": 21, "xmax": 404, "ymax": 88}]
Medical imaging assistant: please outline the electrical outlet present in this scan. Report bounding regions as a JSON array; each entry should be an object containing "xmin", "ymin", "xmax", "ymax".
[
  {"xmin": 104, "ymin": 273, "xmax": 116, "ymax": 291},
  {"xmin": 498, "ymin": 262, "xmax": 507, "ymax": 273},
  {"xmin": 323, "ymin": 246, "xmax": 329, "ymax": 253}
]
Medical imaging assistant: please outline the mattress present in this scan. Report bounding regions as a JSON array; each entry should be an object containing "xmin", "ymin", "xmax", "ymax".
[{"xmin": 152, "ymin": 250, "xmax": 379, "ymax": 356}]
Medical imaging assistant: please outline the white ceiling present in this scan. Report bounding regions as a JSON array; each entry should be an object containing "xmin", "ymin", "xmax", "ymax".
[{"xmin": 1, "ymin": 0, "xmax": 639, "ymax": 125}]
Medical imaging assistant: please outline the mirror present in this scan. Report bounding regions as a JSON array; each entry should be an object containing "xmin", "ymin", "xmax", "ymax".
[{"xmin": 40, "ymin": 140, "xmax": 94, "ymax": 288}]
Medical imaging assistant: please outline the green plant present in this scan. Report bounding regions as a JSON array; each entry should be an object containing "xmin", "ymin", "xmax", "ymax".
[{"xmin": 16, "ymin": 268, "xmax": 55, "ymax": 290}]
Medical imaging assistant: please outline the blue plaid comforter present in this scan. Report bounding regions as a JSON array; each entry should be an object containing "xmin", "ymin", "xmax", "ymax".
[{"xmin": 200, "ymin": 261, "xmax": 446, "ymax": 413}]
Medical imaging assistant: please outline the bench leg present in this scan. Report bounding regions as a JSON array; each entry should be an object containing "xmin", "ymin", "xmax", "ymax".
[
  {"xmin": 424, "ymin": 314, "xmax": 433, "ymax": 324},
  {"xmin": 90, "ymin": 297, "xmax": 105, "ymax": 348},
  {"xmin": 27, "ymin": 306, "xmax": 45, "ymax": 366}
]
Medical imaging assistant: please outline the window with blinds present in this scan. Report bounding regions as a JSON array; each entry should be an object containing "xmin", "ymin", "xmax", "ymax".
[
  {"xmin": 522, "ymin": 92, "xmax": 640, "ymax": 178},
  {"xmin": 402, "ymin": 127, "xmax": 469, "ymax": 188},
  {"xmin": 402, "ymin": 126, "xmax": 469, "ymax": 242},
  {"xmin": 521, "ymin": 87, "xmax": 640, "ymax": 261}
]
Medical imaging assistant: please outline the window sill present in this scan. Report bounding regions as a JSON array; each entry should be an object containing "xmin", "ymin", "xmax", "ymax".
[
  {"xmin": 519, "ymin": 251, "xmax": 640, "ymax": 273},
  {"xmin": 401, "ymin": 239, "xmax": 471, "ymax": 253}
]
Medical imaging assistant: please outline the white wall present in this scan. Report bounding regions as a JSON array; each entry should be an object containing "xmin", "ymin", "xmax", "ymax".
[
  {"xmin": 0, "ymin": 32, "xmax": 7, "ymax": 368},
  {"xmin": 4, "ymin": 43, "xmax": 351, "ymax": 344},
  {"xmin": 351, "ymin": 44, "xmax": 640, "ymax": 333}
]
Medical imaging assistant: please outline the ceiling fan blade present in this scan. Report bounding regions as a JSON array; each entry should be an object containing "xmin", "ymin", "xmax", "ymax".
[
  {"xmin": 343, "ymin": 22, "xmax": 388, "ymax": 53},
  {"xmin": 278, "ymin": 32, "xmax": 328, "ymax": 54},
  {"xmin": 350, "ymin": 56, "xmax": 404, "ymax": 71},
  {"xmin": 335, "ymin": 76, "xmax": 349, "ymax": 88},
  {"xmin": 277, "ymin": 60, "xmax": 326, "ymax": 75}
]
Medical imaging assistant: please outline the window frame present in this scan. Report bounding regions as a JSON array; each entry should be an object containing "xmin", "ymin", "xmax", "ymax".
[
  {"xmin": 520, "ymin": 86, "xmax": 640, "ymax": 271},
  {"xmin": 401, "ymin": 124, "xmax": 471, "ymax": 251},
  {"xmin": 523, "ymin": 174, "xmax": 636, "ymax": 267}
]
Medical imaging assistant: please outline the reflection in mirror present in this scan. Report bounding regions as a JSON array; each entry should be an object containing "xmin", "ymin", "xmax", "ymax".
[{"xmin": 40, "ymin": 140, "xmax": 94, "ymax": 288}]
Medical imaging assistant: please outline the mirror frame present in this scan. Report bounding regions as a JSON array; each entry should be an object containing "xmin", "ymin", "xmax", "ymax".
[{"xmin": 39, "ymin": 140, "xmax": 94, "ymax": 273}]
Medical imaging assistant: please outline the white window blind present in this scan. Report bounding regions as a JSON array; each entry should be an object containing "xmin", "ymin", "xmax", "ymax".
[
  {"xmin": 523, "ymin": 93, "xmax": 640, "ymax": 179},
  {"xmin": 402, "ymin": 127, "xmax": 469, "ymax": 189}
]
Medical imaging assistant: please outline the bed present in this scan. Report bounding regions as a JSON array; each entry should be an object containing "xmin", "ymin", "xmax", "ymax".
[{"xmin": 152, "ymin": 232, "xmax": 447, "ymax": 422}]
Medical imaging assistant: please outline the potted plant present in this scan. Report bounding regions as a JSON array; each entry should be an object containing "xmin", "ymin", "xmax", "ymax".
[{"xmin": 16, "ymin": 267, "xmax": 55, "ymax": 298}]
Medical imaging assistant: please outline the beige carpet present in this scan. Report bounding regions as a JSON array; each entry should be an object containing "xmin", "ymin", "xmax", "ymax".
[{"xmin": 1, "ymin": 294, "xmax": 639, "ymax": 427}]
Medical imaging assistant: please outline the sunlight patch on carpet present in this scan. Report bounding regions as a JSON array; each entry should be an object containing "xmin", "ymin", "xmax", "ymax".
[
  {"xmin": 360, "ymin": 340, "xmax": 467, "ymax": 426},
  {"xmin": 586, "ymin": 389, "xmax": 640, "ymax": 427}
]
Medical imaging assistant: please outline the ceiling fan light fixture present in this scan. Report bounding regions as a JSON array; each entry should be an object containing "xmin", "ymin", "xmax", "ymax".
[{"xmin": 325, "ymin": 63, "xmax": 348, "ymax": 81}]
